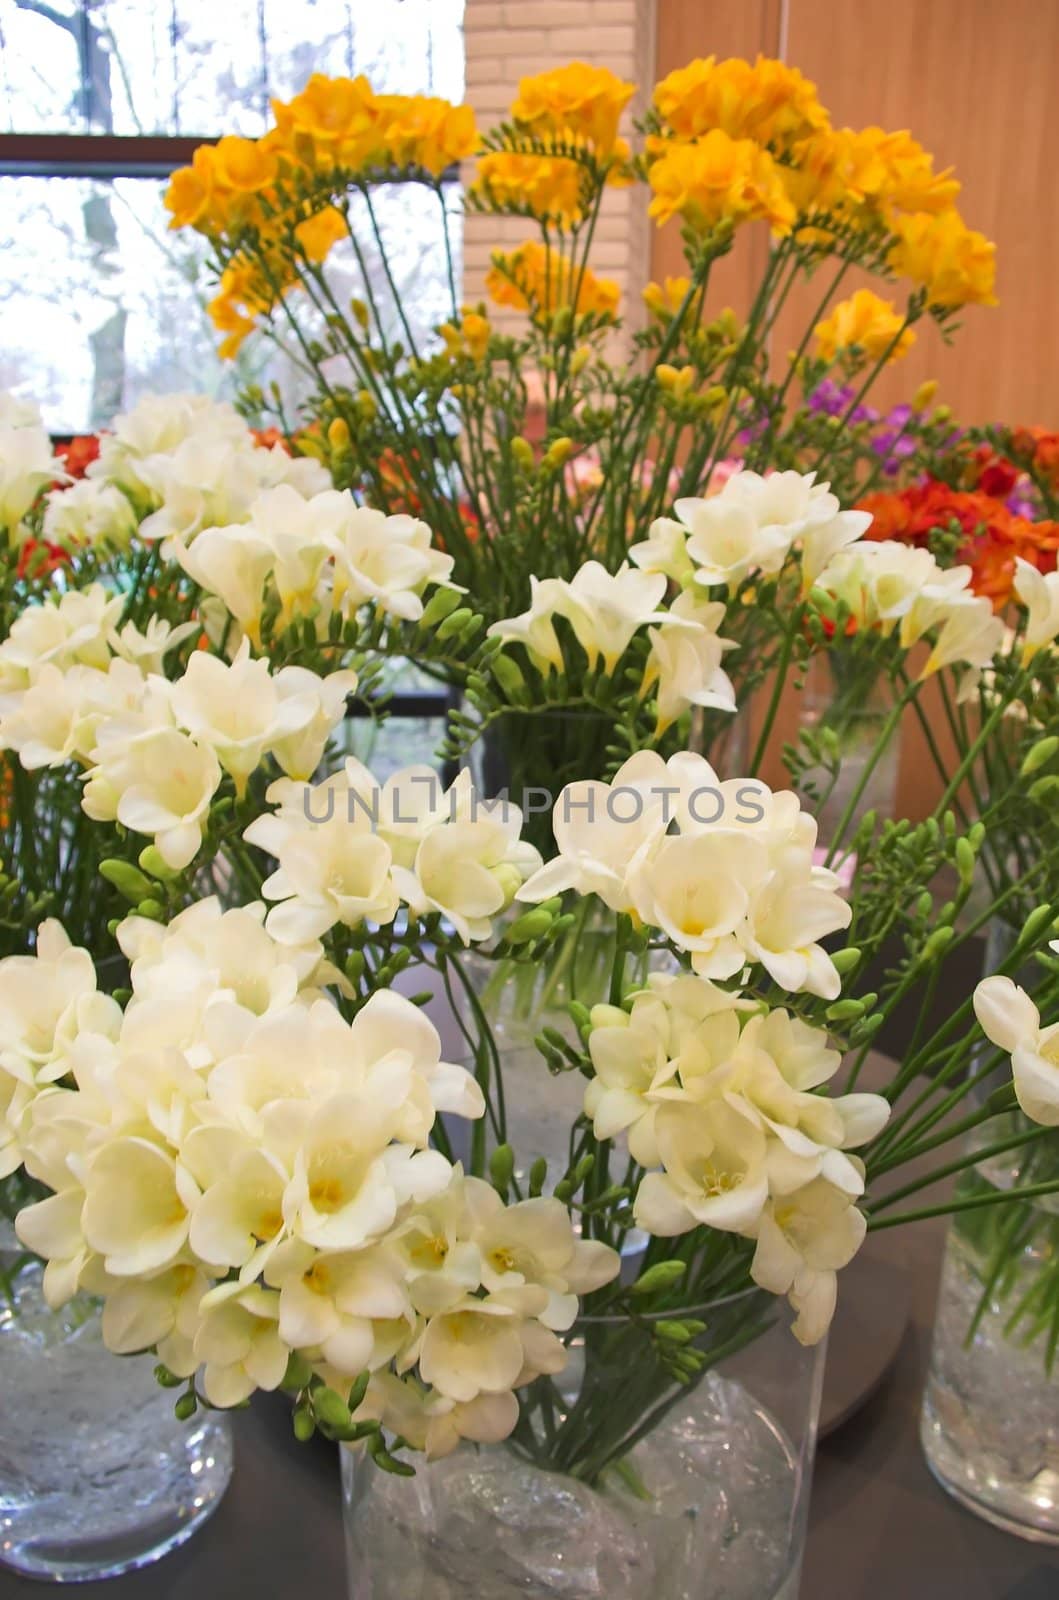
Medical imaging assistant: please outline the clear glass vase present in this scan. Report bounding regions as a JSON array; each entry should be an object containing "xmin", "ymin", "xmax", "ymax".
[
  {"xmin": 920, "ymin": 910, "xmax": 1059, "ymax": 1542},
  {"xmin": 0, "ymin": 1230, "xmax": 234, "ymax": 1582},
  {"xmin": 341, "ymin": 1293, "xmax": 825, "ymax": 1599},
  {"xmin": 453, "ymin": 903, "xmax": 675, "ymax": 1180},
  {"xmin": 919, "ymin": 1165, "xmax": 1059, "ymax": 1543},
  {"xmin": 798, "ymin": 648, "xmax": 899, "ymax": 851}
]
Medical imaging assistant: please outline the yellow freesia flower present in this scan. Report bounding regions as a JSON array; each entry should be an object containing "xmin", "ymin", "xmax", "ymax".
[
  {"xmin": 165, "ymin": 146, "xmax": 217, "ymax": 229},
  {"xmin": 642, "ymin": 276, "xmax": 693, "ymax": 319},
  {"xmin": 647, "ymin": 129, "xmax": 795, "ymax": 235},
  {"xmin": 277, "ymin": 72, "xmax": 380, "ymax": 149},
  {"xmin": 787, "ymin": 125, "xmax": 959, "ymax": 223},
  {"xmin": 485, "ymin": 241, "xmax": 620, "ymax": 322},
  {"xmin": 472, "ymin": 151, "xmax": 585, "ymax": 224},
  {"xmin": 294, "ymin": 206, "xmax": 347, "ymax": 264},
  {"xmin": 814, "ymin": 290, "xmax": 915, "ymax": 362},
  {"xmin": 374, "ymin": 94, "xmax": 478, "ymax": 176},
  {"xmin": 511, "ymin": 61, "xmax": 634, "ymax": 156},
  {"xmin": 889, "ymin": 210, "xmax": 998, "ymax": 308},
  {"xmin": 653, "ymin": 54, "xmax": 829, "ymax": 151},
  {"xmin": 212, "ymin": 134, "xmax": 279, "ymax": 194}
]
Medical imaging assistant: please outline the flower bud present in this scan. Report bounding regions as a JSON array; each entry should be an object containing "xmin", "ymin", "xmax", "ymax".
[
  {"xmin": 491, "ymin": 652, "xmax": 527, "ymax": 699},
  {"xmin": 543, "ymin": 437, "xmax": 574, "ymax": 468},
  {"xmin": 350, "ymin": 297, "xmax": 370, "ymax": 329},
  {"xmin": 174, "ymin": 1392, "xmax": 197, "ymax": 1423},
  {"xmin": 281, "ymin": 1352, "xmax": 314, "ymax": 1392},
  {"xmin": 313, "ymin": 1386, "xmax": 352, "ymax": 1432},
  {"xmin": 528, "ymin": 1157, "xmax": 547, "ymax": 1197},
  {"xmin": 436, "ymin": 606, "xmax": 474, "ymax": 641},
  {"xmin": 830, "ymin": 946, "xmax": 862, "ymax": 974},
  {"xmin": 1020, "ymin": 736, "xmax": 1059, "ymax": 776},
  {"xmin": 490, "ymin": 862, "xmax": 526, "ymax": 907},
  {"xmin": 418, "ymin": 586, "xmax": 462, "ymax": 628},
  {"xmin": 510, "ymin": 436, "xmax": 535, "ymax": 470},
  {"xmin": 356, "ymin": 389, "xmax": 377, "ymax": 422},
  {"xmin": 292, "ymin": 1407, "xmax": 317, "ymax": 1443},
  {"xmin": 489, "ymin": 1143, "xmax": 515, "ymax": 1193},
  {"xmin": 631, "ymin": 1260, "xmax": 686, "ymax": 1296},
  {"xmin": 100, "ymin": 859, "xmax": 156, "ymax": 904},
  {"xmin": 505, "ymin": 906, "xmax": 554, "ymax": 943},
  {"xmin": 328, "ymin": 417, "xmax": 351, "ymax": 450},
  {"xmin": 138, "ymin": 845, "xmax": 180, "ymax": 881},
  {"xmin": 912, "ymin": 379, "xmax": 938, "ymax": 411},
  {"xmin": 570, "ymin": 343, "xmax": 592, "ymax": 375}
]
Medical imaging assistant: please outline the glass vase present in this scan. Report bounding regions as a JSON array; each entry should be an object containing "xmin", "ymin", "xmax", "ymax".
[
  {"xmin": 920, "ymin": 908, "xmax": 1059, "ymax": 1541},
  {"xmin": 452, "ymin": 902, "xmax": 675, "ymax": 1180},
  {"xmin": 798, "ymin": 647, "xmax": 899, "ymax": 853},
  {"xmin": 0, "ymin": 1229, "xmax": 233, "ymax": 1582},
  {"xmin": 341, "ymin": 1292, "xmax": 825, "ymax": 1600}
]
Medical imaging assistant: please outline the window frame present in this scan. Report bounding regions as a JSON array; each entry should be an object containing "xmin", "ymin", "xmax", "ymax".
[{"xmin": 2, "ymin": 133, "xmax": 458, "ymax": 744}]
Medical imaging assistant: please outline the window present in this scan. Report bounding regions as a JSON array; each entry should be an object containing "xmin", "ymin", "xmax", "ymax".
[{"xmin": 0, "ymin": 0, "xmax": 465, "ymax": 431}]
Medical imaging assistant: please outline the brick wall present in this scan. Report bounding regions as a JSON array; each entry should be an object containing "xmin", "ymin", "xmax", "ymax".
[{"xmin": 462, "ymin": 0, "xmax": 657, "ymax": 343}]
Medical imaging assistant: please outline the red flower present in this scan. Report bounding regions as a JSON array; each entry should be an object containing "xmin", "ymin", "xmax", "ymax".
[
  {"xmin": 857, "ymin": 476, "xmax": 1059, "ymax": 607},
  {"xmin": 16, "ymin": 539, "xmax": 71, "ymax": 580},
  {"xmin": 54, "ymin": 434, "xmax": 101, "ymax": 480}
]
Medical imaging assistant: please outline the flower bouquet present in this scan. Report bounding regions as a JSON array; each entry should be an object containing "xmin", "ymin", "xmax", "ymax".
[
  {"xmin": 3, "ymin": 405, "xmax": 1059, "ymax": 1587},
  {"xmin": 163, "ymin": 54, "xmax": 996, "ymax": 820}
]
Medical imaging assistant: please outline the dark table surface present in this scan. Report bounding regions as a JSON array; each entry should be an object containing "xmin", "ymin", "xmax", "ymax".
[{"xmin": 1, "ymin": 1205, "xmax": 1056, "ymax": 1600}]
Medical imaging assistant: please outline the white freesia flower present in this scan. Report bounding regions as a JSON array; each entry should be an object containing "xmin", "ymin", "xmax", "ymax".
[
  {"xmin": 634, "ymin": 1099, "xmax": 770, "ymax": 1236},
  {"xmin": 243, "ymin": 484, "xmax": 340, "ymax": 624},
  {"xmin": 628, "ymin": 517, "xmax": 695, "ymax": 583},
  {"xmin": 244, "ymin": 781, "xmax": 399, "ymax": 943},
  {"xmin": 42, "ymin": 479, "xmax": 138, "ymax": 549},
  {"xmin": 487, "ymin": 576, "xmax": 569, "ymax": 669},
  {"xmin": 643, "ymin": 591, "xmax": 737, "ymax": 732},
  {"xmin": 751, "ymin": 1180, "xmax": 868, "ymax": 1345},
  {"xmin": 170, "ymin": 524, "xmax": 275, "ymax": 645},
  {"xmin": 89, "ymin": 394, "xmax": 249, "ymax": 493},
  {"xmin": 677, "ymin": 496, "xmax": 792, "ymax": 587},
  {"xmin": 1013, "ymin": 557, "xmax": 1059, "ymax": 662},
  {"xmin": 83, "ymin": 722, "xmax": 221, "ymax": 870},
  {"xmin": 0, "ymin": 422, "xmax": 66, "ymax": 532},
  {"xmin": 193, "ymin": 1283, "xmax": 289, "ymax": 1407},
  {"xmin": 560, "ymin": 561, "xmax": 669, "ymax": 670},
  {"xmin": 169, "ymin": 639, "xmax": 320, "ymax": 795},
  {"xmin": 269, "ymin": 666, "xmax": 358, "ymax": 781},
  {"xmin": 516, "ymin": 750, "xmax": 672, "ymax": 912},
  {"xmin": 393, "ymin": 793, "xmax": 541, "ymax": 943},
  {"xmin": 354, "ymin": 1372, "xmax": 519, "ymax": 1461},
  {"xmin": 322, "ymin": 500, "xmax": 455, "ymax": 621},
  {"xmin": 974, "ymin": 974, "xmax": 1059, "ymax": 1126},
  {"xmin": 798, "ymin": 509, "xmax": 873, "ymax": 592},
  {"xmin": 110, "ymin": 615, "xmax": 198, "ymax": 675},
  {"xmin": 0, "ymin": 583, "xmax": 124, "ymax": 690}
]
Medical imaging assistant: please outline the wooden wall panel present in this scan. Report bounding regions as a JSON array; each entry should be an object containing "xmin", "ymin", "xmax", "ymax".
[
  {"xmin": 779, "ymin": 0, "xmax": 1059, "ymax": 425},
  {"xmin": 650, "ymin": 0, "xmax": 1058, "ymax": 816}
]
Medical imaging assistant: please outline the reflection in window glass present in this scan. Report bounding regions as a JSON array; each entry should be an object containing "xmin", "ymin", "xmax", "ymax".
[
  {"xmin": 1, "ymin": 0, "xmax": 464, "ymax": 137},
  {"xmin": 0, "ymin": 175, "xmax": 460, "ymax": 433}
]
